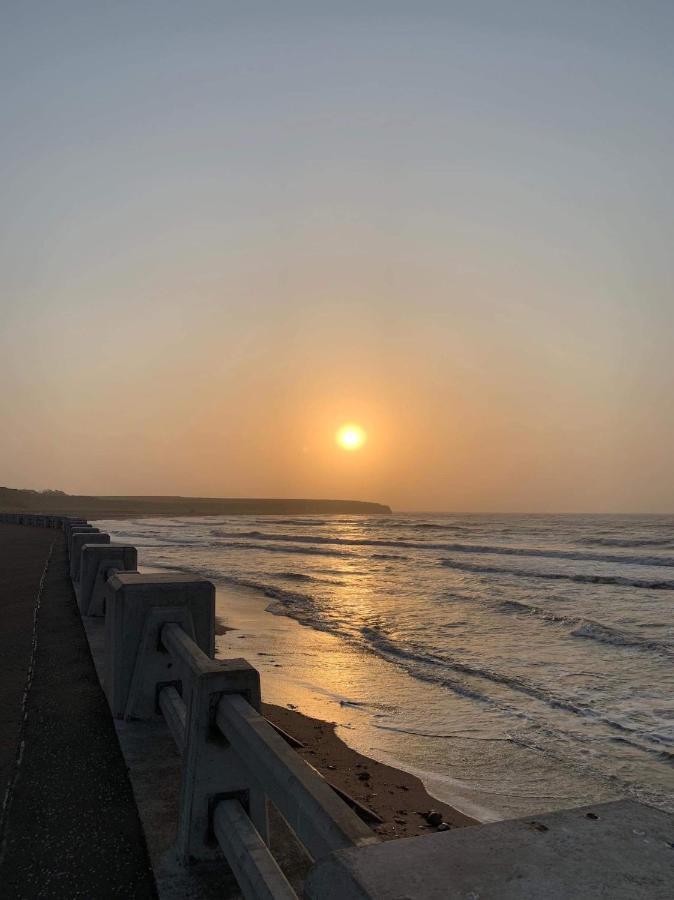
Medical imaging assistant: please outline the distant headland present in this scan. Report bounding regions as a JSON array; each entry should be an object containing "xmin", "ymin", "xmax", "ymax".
[{"xmin": 0, "ymin": 486, "xmax": 391, "ymax": 518}]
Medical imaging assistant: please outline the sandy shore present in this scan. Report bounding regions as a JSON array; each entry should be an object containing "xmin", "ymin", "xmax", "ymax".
[
  {"xmin": 216, "ymin": 614, "xmax": 477, "ymax": 836},
  {"xmin": 262, "ymin": 702, "xmax": 477, "ymax": 840}
]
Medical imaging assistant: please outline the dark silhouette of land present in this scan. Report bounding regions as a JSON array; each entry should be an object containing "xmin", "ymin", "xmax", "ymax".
[{"xmin": 0, "ymin": 487, "xmax": 391, "ymax": 519}]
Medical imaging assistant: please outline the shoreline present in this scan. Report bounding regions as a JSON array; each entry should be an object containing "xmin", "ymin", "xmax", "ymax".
[
  {"xmin": 208, "ymin": 578, "xmax": 503, "ymax": 824},
  {"xmin": 209, "ymin": 584, "xmax": 482, "ymax": 828},
  {"xmin": 111, "ymin": 518, "xmax": 646, "ymax": 825},
  {"xmin": 262, "ymin": 701, "xmax": 478, "ymax": 838},
  {"xmin": 104, "ymin": 526, "xmax": 502, "ymax": 824},
  {"xmin": 161, "ymin": 564, "xmax": 497, "ymax": 825},
  {"xmin": 96, "ymin": 517, "xmax": 673, "ymax": 830}
]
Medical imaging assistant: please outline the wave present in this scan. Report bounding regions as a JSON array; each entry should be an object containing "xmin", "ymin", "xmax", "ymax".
[
  {"xmin": 213, "ymin": 540, "xmax": 354, "ymax": 559},
  {"xmin": 209, "ymin": 530, "xmax": 674, "ymax": 568},
  {"xmin": 440, "ymin": 557, "xmax": 674, "ymax": 590},
  {"xmin": 581, "ymin": 537, "xmax": 674, "ymax": 548},
  {"xmin": 490, "ymin": 599, "xmax": 673, "ymax": 656},
  {"xmin": 147, "ymin": 554, "xmax": 674, "ymax": 657},
  {"xmin": 355, "ymin": 628, "xmax": 674, "ymax": 752},
  {"xmin": 374, "ymin": 723, "xmax": 512, "ymax": 742},
  {"xmin": 480, "ymin": 598, "xmax": 673, "ymax": 656},
  {"xmin": 262, "ymin": 585, "xmax": 667, "ymax": 727},
  {"xmin": 275, "ymin": 571, "xmax": 346, "ymax": 586},
  {"xmin": 265, "ymin": 594, "xmax": 539, "ymax": 710},
  {"xmin": 145, "ymin": 562, "xmax": 673, "ymax": 772},
  {"xmin": 409, "ymin": 523, "xmax": 473, "ymax": 533},
  {"xmin": 610, "ymin": 735, "xmax": 674, "ymax": 764},
  {"xmin": 251, "ymin": 518, "xmax": 328, "ymax": 527},
  {"xmin": 570, "ymin": 622, "xmax": 673, "ymax": 654}
]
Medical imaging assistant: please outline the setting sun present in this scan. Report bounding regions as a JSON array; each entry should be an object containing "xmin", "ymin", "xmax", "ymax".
[{"xmin": 336, "ymin": 423, "xmax": 367, "ymax": 451}]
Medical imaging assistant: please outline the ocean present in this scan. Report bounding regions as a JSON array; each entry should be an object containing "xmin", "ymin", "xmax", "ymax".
[{"xmin": 95, "ymin": 513, "xmax": 674, "ymax": 822}]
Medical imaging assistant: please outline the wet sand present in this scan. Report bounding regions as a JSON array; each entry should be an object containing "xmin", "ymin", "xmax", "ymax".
[
  {"xmin": 218, "ymin": 600, "xmax": 477, "ymax": 837},
  {"xmin": 263, "ymin": 702, "xmax": 477, "ymax": 839},
  {"xmin": 211, "ymin": 588, "xmax": 478, "ymax": 840},
  {"xmin": 211, "ymin": 583, "xmax": 485, "ymax": 831}
]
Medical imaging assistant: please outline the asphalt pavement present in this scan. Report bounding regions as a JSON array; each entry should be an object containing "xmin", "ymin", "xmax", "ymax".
[{"xmin": 0, "ymin": 524, "xmax": 157, "ymax": 898}]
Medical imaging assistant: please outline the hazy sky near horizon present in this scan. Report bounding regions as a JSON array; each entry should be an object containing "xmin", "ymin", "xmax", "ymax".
[{"xmin": 2, "ymin": 2, "xmax": 673, "ymax": 512}]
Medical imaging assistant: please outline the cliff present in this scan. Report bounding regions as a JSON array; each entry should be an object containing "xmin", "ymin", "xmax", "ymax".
[{"xmin": 0, "ymin": 487, "xmax": 391, "ymax": 518}]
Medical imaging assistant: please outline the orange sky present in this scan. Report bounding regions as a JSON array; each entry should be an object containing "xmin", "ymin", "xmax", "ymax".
[{"xmin": 1, "ymin": 5, "xmax": 673, "ymax": 512}]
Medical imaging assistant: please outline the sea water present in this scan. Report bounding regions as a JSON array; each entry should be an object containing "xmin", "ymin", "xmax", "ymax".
[{"xmin": 96, "ymin": 513, "xmax": 674, "ymax": 822}]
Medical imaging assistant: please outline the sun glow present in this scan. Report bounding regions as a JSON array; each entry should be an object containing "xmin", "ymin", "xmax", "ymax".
[{"xmin": 336, "ymin": 423, "xmax": 367, "ymax": 451}]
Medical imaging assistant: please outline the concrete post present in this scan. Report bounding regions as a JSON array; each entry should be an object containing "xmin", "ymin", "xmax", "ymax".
[
  {"xmin": 70, "ymin": 532, "xmax": 109, "ymax": 583},
  {"xmin": 66, "ymin": 525, "xmax": 98, "ymax": 556},
  {"xmin": 64, "ymin": 518, "xmax": 88, "ymax": 535},
  {"xmin": 66, "ymin": 521, "xmax": 95, "ymax": 540},
  {"xmin": 124, "ymin": 607, "xmax": 201, "ymax": 720},
  {"xmin": 64, "ymin": 518, "xmax": 89, "ymax": 534},
  {"xmin": 176, "ymin": 656, "xmax": 267, "ymax": 864},
  {"xmin": 78, "ymin": 543, "xmax": 137, "ymax": 616},
  {"xmin": 104, "ymin": 572, "xmax": 214, "ymax": 719}
]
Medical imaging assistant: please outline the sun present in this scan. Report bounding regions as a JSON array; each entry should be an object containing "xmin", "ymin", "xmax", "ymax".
[{"xmin": 336, "ymin": 423, "xmax": 367, "ymax": 451}]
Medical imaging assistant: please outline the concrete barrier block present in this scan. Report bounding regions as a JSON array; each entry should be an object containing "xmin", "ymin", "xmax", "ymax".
[
  {"xmin": 66, "ymin": 522, "xmax": 95, "ymax": 543},
  {"xmin": 70, "ymin": 532, "xmax": 109, "ymax": 582},
  {"xmin": 79, "ymin": 543, "xmax": 138, "ymax": 616},
  {"xmin": 66, "ymin": 526, "xmax": 97, "ymax": 556},
  {"xmin": 67, "ymin": 523, "xmax": 99, "ymax": 549},
  {"xmin": 63, "ymin": 517, "xmax": 87, "ymax": 534},
  {"xmin": 104, "ymin": 573, "xmax": 215, "ymax": 719}
]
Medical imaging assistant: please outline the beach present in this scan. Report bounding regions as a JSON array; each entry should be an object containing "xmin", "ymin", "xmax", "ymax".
[
  {"xmin": 207, "ymin": 591, "xmax": 476, "ymax": 835},
  {"xmin": 263, "ymin": 702, "xmax": 476, "ymax": 837},
  {"xmin": 97, "ymin": 513, "xmax": 674, "ymax": 824}
]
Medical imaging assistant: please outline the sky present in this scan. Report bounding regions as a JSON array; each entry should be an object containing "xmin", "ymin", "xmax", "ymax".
[{"xmin": 1, "ymin": 2, "xmax": 673, "ymax": 512}]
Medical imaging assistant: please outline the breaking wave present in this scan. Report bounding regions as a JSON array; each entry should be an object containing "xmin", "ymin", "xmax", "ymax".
[
  {"xmin": 483, "ymin": 599, "xmax": 673, "ymax": 656},
  {"xmin": 570, "ymin": 621, "xmax": 673, "ymax": 654},
  {"xmin": 581, "ymin": 537, "xmax": 674, "ymax": 548},
  {"xmin": 209, "ymin": 530, "xmax": 674, "ymax": 568},
  {"xmin": 213, "ymin": 539, "xmax": 354, "ymax": 559},
  {"xmin": 440, "ymin": 557, "xmax": 674, "ymax": 590}
]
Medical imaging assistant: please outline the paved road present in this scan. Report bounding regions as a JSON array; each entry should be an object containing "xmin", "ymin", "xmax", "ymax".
[
  {"xmin": 0, "ymin": 524, "xmax": 55, "ymax": 805},
  {"xmin": 0, "ymin": 524, "xmax": 157, "ymax": 898}
]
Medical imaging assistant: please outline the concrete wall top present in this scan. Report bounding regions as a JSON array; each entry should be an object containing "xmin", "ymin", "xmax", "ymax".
[
  {"xmin": 109, "ymin": 572, "xmax": 214, "ymax": 588},
  {"xmin": 305, "ymin": 800, "xmax": 674, "ymax": 899}
]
